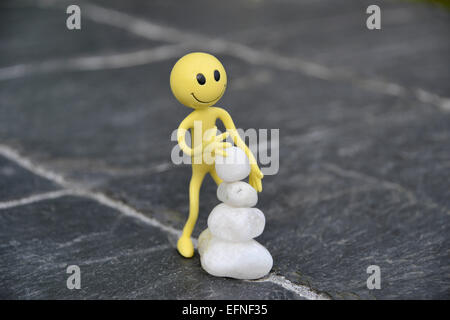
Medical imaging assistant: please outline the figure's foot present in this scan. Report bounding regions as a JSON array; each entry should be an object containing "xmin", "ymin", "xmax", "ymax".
[{"xmin": 177, "ymin": 236, "xmax": 194, "ymax": 258}]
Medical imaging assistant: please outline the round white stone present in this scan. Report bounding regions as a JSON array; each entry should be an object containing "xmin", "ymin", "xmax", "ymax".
[
  {"xmin": 215, "ymin": 146, "xmax": 250, "ymax": 182},
  {"xmin": 217, "ymin": 181, "xmax": 258, "ymax": 207},
  {"xmin": 198, "ymin": 228, "xmax": 212, "ymax": 256},
  {"xmin": 199, "ymin": 237, "xmax": 273, "ymax": 280},
  {"xmin": 208, "ymin": 203, "xmax": 265, "ymax": 242}
]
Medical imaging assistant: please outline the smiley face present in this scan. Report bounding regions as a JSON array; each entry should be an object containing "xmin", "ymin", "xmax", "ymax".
[{"xmin": 170, "ymin": 52, "xmax": 227, "ymax": 109}]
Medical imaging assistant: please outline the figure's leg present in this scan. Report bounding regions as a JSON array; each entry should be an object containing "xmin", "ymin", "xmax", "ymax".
[
  {"xmin": 177, "ymin": 165, "xmax": 208, "ymax": 258},
  {"xmin": 209, "ymin": 168, "xmax": 223, "ymax": 186}
]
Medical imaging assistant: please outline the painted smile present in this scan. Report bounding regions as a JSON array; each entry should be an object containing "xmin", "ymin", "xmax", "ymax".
[{"xmin": 191, "ymin": 86, "xmax": 226, "ymax": 104}]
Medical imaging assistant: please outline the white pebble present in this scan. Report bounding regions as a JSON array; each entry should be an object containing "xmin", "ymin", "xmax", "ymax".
[
  {"xmin": 208, "ymin": 203, "xmax": 265, "ymax": 242},
  {"xmin": 217, "ymin": 181, "xmax": 258, "ymax": 207},
  {"xmin": 198, "ymin": 228, "xmax": 212, "ymax": 256},
  {"xmin": 199, "ymin": 237, "xmax": 273, "ymax": 280},
  {"xmin": 215, "ymin": 146, "xmax": 250, "ymax": 182}
]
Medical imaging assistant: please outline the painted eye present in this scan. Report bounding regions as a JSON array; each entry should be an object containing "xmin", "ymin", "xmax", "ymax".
[
  {"xmin": 214, "ymin": 70, "xmax": 220, "ymax": 81},
  {"xmin": 196, "ymin": 73, "xmax": 206, "ymax": 85}
]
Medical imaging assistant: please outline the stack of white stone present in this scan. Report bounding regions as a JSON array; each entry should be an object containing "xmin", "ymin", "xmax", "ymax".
[{"xmin": 198, "ymin": 147, "xmax": 273, "ymax": 280}]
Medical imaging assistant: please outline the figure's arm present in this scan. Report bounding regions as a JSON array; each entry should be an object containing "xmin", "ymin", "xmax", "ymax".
[
  {"xmin": 177, "ymin": 115, "xmax": 202, "ymax": 157},
  {"xmin": 216, "ymin": 108, "xmax": 263, "ymax": 192},
  {"xmin": 177, "ymin": 115, "xmax": 230, "ymax": 159}
]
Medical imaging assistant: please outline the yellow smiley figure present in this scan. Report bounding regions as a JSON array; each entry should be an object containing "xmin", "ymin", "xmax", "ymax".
[{"xmin": 170, "ymin": 52, "xmax": 264, "ymax": 258}]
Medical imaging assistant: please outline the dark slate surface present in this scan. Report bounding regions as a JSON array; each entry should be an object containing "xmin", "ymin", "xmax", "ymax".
[
  {"xmin": 0, "ymin": 0, "xmax": 449, "ymax": 299},
  {"xmin": 0, "ymin": 196, "xmax": 300, "ymax": 299},
  {"xmin": 0, "ymin": 156, "xmax": 60, "ymax": 202},
  {"xmin": 0, "ymin": 62, "xmax": 179, "ymax": 181},
  {"xmin": 90, "ymin": 0, "xmax": 450, "ymax": 96},
  {"xmin": 0, "ymin": 1, "xmax": 166, "ymax": 65},
  {"xmin": 260, "ymin": 163, "xmax": 450, "ymax": 299}
]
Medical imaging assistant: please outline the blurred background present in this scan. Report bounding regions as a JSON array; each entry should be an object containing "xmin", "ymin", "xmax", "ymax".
[{"xmin": 0, "ymin": 0, "xmax": 449, "ymax": 299}]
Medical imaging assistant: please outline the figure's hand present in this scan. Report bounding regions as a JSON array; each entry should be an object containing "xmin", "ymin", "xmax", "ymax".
[
  {"xmin": 203, "ymin": 126, "xmax": 232, "ymax": 163},
  {"xmin": 249, "ymin": 164, "xmax": 263, "ymax": 192}
]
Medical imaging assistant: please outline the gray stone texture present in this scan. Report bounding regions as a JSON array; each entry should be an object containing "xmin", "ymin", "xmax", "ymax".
[{"xmin": 0, "ymin": 0, "xmax": 448, "ymax": 299}]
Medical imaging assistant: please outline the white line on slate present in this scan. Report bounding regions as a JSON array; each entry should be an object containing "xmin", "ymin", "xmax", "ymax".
[
  {"xmin": 78, "ymin": 190, "xmax": 183, "ymax": 238},
  {"xmin": 0, "ymin": 144, "xmax": 69, "ymax": 187},
  {"xmin": 0, "ymin": 189, "xmax": 75, "ymax": 210},
  {"xmin": 2, "ymin": 1, "xmax": 334, "ymax": 298},
  {"xmin": 5, "ymin": 0, "xmax": 450, "ymax": 111},
  {"xmin": 322, "ymin": 162, "xmax": 417, "ymax": 204},
  {"xmin": 0, "ymin": 143, "xmax": 323, "ymax": 299},
  {"xmin": 252, "ymin": 273, "xmax": 329, "ymax": 300},
  {"xmin": 78, "ymin": 1, "xmax": 450, "ymax": 112},
  {"xmin": 0, "ymin": 144, "xmax": 183, "ymax": 236},
  {"xmin": 0, "ymin": 44, "xmax": 189, "ymax": 81}
]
